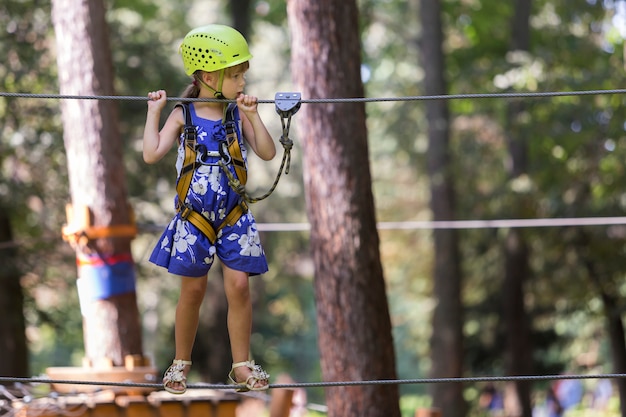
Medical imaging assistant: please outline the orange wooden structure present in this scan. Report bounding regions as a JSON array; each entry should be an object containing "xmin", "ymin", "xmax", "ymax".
[
  {"xmin": 13, "ymin": 389, "xmax": 239, "ymax": 417},
  {"xmin": 12, "ymin": 355, "xmax": 240, "ymax": 417},
  {"xmin": 415, "ymin": 407, "xmax": 442, "ymax": 417}
]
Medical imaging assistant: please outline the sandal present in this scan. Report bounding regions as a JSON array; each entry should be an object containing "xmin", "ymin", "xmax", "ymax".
[
  {"xmin": 163, "ymin": 359, "xmax": 192, "ymax": 394},
  {"xmin": 227, "ymin": 360, "xmax": 270, "ymax": 392}
]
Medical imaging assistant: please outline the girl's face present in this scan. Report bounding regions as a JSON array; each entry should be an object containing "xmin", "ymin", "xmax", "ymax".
[{"xmin": 220, "ymin": 68, "xmax": 247, "ymax": 100}]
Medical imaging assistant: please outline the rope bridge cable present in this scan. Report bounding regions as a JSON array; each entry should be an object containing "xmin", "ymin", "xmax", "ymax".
[
  {"xmin": 2, "ymin": 88, "xmax": 626, "ymax": 103},
  {"xmin": 252, "ymin": 216, "xmax": 626, "ymax": 232},
  {"xmin": 0, "ymin": 216, "xmax": 623, "ymax": 250},
  {"xmin": 1, "ymin": 89, "xmax": 624, "ymax": 390},
  {"xmin": 1, "ymin": 372, "xmax": 626, "ymax": 391}
]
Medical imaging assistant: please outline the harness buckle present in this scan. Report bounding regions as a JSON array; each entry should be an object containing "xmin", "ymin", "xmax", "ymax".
[
  {"xmin": 224, "ymin": 119, "xmax": 237, "ymax": 131},
  {"xmin": 275, "ymin": 92, "xmax": 301, "ymax": 118},
  {"xmin": 240, "ymin": 199, "xmax": 249, "ymax": 213},
  {"xmin": 183, "ymin": 126, "xmax": 196, "ymax": 139},
  {"xmin": 180, "ymin": 204, "xmax": 193, "ymax": 220}
]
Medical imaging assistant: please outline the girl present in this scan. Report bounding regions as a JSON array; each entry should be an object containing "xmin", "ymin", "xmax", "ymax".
[{"xmin": 142, "ymin": 24, "xmax": 275, "ymax": 394}]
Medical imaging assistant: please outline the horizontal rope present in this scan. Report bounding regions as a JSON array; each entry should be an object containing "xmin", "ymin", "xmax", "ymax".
[
  {"xmin": 0, "ymin": 372, "xmax": 623, "ymax": 391},
  {"xmin": 1, "ymin": 88, "xmax": 626, "ymax": 103},
  {"xmin": 252, "ymin": 216, "xmax": 626, "ymax": 232},
  {"xmin": 1, "ymin": 216, "xmax": 622, "ymax": 250},
  {"xmin": 0, "ymin": 379, "xmax": 329, "ymax": 414}
]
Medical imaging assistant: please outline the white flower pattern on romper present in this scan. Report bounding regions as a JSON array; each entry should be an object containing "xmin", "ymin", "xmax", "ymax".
[
  {"xmin": 173, "ymin": 219, "xmax": 198, "ymax": 261},
  {"xmin": 192, "ymin": 175, "xmax": 209, "ymax": 195},
  {"xmin": 226, "ymin": 214, "xmax": 263, "ymax": 257},
  {"xmin": 175, "ymin": 145, "xmax": 184, "ymax": 176},
  {"xmin": 197, "ymin": 165, "xmax": 226, "ymax": 198},
  {"xmin": 217, "ymin": 206, "xmax": 227, "ymax": 221},
  {"xmin": 160, "ymin": 234, "xmax": 171, "ymax": 252},
  {"xmin": 203, "ymin": 245, "xmax": 216, "ymax": 266}
]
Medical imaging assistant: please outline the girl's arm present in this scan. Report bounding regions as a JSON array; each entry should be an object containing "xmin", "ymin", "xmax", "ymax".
[
  {"xmin": 238, "ymin": 94, "xmax": 276, "ymax": 161},
  {"xmin": 142, "ymin": 90, "xmax": 183, "ymax": 164}
]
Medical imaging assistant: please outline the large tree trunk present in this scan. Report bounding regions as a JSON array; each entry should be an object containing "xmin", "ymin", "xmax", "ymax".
[
  {"xmin": 0, "ymin": 211, "xmax": 28, "ymax": 378},
  {"xmin": 502, "ymin": 1, "xmax": 533, "ymax": 415},
  {"xmin": 229, "ymin": 0, "xmax": 252, "ymax": 39},
  {"xmin": 51, "ymin": 0, "xmax": 143, "ymax": 366},
  {"xmin": 287, "ymin": 2, "xmax": 400, "ymax": 417},
  {"xmin": 502, "ymin": 230, "xmax": 532, "ymax": 416},
  {"xmin": 578, "ymin": 231, "xmax": 626, "ymax": 417},
  {"xmin": 595, "ymin": 278, "xmax": 626, "ymax": 417},
  {"xmin": 418, "ymin": 0, "xmax": 465, "ymax": 415}
]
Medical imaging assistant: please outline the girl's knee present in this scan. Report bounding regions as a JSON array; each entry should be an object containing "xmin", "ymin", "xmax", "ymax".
[
  {"xmin": 229, "ymin": 275, "xmax": 250, "ymax": 295},
  {"xmin": 224, "ymin": 270, "xmax": 250, "ymax": 300},
  {"xmin": 180, "ymin": 277, "xmax": 207, "ymax": 304}
]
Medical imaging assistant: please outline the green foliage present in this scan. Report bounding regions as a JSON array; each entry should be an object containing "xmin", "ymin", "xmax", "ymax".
[
  {"xmin": 3, "ymin": 0, "xmax": 626, "ymax": 413},
  {"xmin": 0, "ymin": 0, "xmax": 81, "ymax": 371},
  {"xmin": 400, "ymin": 394, "xmax": 432, "ymax": 417},
  {"xmin": 359, "ymin": 0, "xmax": 626, "ymax": 410},
  {"xmin": 440, "ymin": 0, "xmax": 626, "ymax": 396}
]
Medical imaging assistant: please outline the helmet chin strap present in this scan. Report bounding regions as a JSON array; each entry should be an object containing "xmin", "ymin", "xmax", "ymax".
[
  {"xmin": 215, "ymin": 69, "xmax": 225, "ymax": 98},
  {"xmin": 195, "ymin": 70, "xmax": 225, "ymax": 99}
]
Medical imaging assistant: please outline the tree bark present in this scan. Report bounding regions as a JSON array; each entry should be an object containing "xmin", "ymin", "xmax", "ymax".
[
  {"xmin": 0, "ymin": 211, "xmax": 28, "ymax": 378},
  {"xmin": 578, "ymin": 231, "xmax": 626, "ymax": 417},
  {"xmin": 229, "ymin": 0, "xmax": 253, "ymax": 39},
  {"xmin": 418, "ymin": 0, "xmax": 465, "ymax": 415},
  {"xmin": 502, "ymin": 229, "xmax": 532, "ymax": 416},
  {"xmin": 596, "ymin": 279, "xmax": 626, "ymax": 417},
  {"xmin": 288, "ymin": 2, "xmax": 400, "ymax": 417},
  {"xmin": 51, "ymin": 0, "xmax": 142, "ymax": 366},
  {"xmin": 502, "ymin": 1, "xmax": 533, "ymax": 415}
]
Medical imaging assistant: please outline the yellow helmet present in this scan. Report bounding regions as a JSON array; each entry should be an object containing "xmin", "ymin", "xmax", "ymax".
[{"xmin": 180, "ymin": 24, "xmax": 252, "ymax": 75}]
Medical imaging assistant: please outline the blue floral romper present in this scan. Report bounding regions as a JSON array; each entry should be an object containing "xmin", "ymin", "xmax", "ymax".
[{"xmin": 149, "ymin": 104, "xmax": 269, "ymax": 277}]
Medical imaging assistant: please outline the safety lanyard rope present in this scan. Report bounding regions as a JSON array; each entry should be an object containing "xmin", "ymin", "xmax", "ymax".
[{"xmin": 222, "ymin": 92, "xmax": 300, "ymax": 204}]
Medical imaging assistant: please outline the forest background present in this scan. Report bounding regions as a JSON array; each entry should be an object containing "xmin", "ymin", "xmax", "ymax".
[{"xmin": 2, "ymin": 0, "xmax": 626, "ymax": 416}]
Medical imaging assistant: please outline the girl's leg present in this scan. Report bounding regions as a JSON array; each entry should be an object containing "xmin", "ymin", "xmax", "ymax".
[
  {"xmin": 165, "ymin": 275, "xmax": 207, "ymax": 391},
  {"xmin": 223, "ymin": 264, "xmax": 268, "ymax": 389}
]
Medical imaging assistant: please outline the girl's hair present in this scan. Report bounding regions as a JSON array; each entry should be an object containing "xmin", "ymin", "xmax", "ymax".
[
  {"xmin": 180, "ymin": 61, "xmax": 250, "ymax": 99},
  {"xmin": 180, "ymin": 81, "xmax": 201, "ymax": 99}
]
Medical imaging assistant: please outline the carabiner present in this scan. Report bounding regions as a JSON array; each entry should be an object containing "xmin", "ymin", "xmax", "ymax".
[{"xmin": 219, "ymin": 141, "xmax": 232, "ymax": 165}]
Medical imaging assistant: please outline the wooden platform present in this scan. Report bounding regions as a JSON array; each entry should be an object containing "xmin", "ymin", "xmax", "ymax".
[
  {"xmin": 12, "ymin": 357, "xmax": 240, "ymax": 417},
  {"xmin": 13, "ymin": 388, "xmax": 240, "ymax": 417},
  {"xmin": 45, "ymin": 365, "xmax": 159, "ymax": 395}
]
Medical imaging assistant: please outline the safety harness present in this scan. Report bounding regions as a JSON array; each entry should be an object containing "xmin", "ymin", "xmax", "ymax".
[
  {"xmin": 175, "ymin": 93, "xmax": 300, "ymax": 244},
  {"xmin": 175, "ymin": 102, "xmax": 248, "ymax": 244}
]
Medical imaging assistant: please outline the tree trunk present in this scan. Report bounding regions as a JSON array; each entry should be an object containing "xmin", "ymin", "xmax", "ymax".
[
  {"xmin": 418, "ymin": 0, "xmax": 465, "ymax": 415},
  {"xmin": 229, "ymin": 0, "xmax": 253, "ymax": 39},
  {"xmin": 578, "ymin": 232, "xmax": 626, "ymax": 417},
  {"xmin": 599, "ymin": 286, "xmax": 626, "ymax": 417},
  {"xmin": 502, "ymin": 1, "xmax": 533, "ymax": 415},
  {"xmin": 51, "ymin": 0, "xmax": 143, "ymax": 366},
  {"xmin": 0, "ymin": 211, "xmax": 28, "ymax": 378},
  {"xmin": 287, "ymin": 2, "xmax": 400, "ymax": 417},
  {"xmin": 502, "ymin": 230, "xmax": 532, "ymax": 416}
]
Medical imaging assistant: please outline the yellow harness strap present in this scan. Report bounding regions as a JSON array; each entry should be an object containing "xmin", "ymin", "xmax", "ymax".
[
  {"xmin": 175, "ymin": 122, "xmax": 198, "ymax": 206},
  {"xmin": 175, "ymin": 102, "xmax": 248, "ymax": 244},
  {"xmin": 224, "ymin": 104, "xmax": 247, "ymax": 185}
]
